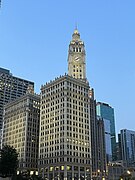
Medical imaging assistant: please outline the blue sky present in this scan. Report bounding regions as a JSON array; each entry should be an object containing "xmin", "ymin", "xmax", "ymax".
[{"xmin": 0, "ymin": 1, "xmax": 135, "ymax": 135}]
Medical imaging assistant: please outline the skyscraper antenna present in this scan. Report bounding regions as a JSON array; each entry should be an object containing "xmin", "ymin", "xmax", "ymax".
[{"xmin": 75, "ymin": 22, "xmax": 78, "ymax": 30}]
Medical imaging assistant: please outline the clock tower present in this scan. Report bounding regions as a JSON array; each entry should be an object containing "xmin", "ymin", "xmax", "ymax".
[{"xmin": 68, "ymin": 28, "xmax": 86, "ymax": 80}]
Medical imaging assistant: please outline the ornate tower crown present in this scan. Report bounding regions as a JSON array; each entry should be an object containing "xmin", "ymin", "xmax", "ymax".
[
  {"xmin": 68, "ymin": 29, "xmax": 86, "ymax": 80},
  {"xmin": 72, "ymin": 29, "xmax": 80, "ymax": 40}
]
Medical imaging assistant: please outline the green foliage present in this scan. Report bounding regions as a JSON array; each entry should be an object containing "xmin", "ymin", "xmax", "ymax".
[{"xmin": 0, "ymin": 145, "xmax": 18, "ymax": 177}]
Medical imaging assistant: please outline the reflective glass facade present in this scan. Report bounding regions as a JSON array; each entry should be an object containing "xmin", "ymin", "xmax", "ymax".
[
  {"xmin": 120, "ymin": 129, "xmax": 135, "ymax": 167},
  {"xmin": 104, "ymin": 118, "xmax": 112, "ymax": 162},
  {"xmin": 96, "ymin": 102, "xmax": 116, "ymax": 161}
]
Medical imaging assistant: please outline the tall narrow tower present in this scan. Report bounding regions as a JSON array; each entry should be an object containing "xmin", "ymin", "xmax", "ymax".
[
  {"xmin": 39, "ymin": 29, "xmax": 91, "ymax": 179},
  {"xmin": 68, "ymin": 29, "xmax": 86, "ymax": 80}
]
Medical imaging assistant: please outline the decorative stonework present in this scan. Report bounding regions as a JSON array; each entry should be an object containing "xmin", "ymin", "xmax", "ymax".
[{"xmin": 68, "ymin": 29, "xmax": 86, "ymax": 80}]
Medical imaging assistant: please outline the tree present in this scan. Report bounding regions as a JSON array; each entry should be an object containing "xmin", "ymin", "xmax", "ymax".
[{"xmin": 0, "ymin": 145, "xmax": 18, "ymax": 178}]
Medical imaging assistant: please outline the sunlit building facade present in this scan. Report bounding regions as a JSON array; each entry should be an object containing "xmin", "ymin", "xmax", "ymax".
[
  {"xmin": 0, "ymin": 67, "xmax": 34, "ymax": 129},
  {"xmin": 38, "ymin": 29, "xmax": 92, "ymax": 179},
  {"xmin": 39, "ymin": 75, "xmax": 91, "ymax": 179},
  {"xmin": 2, "ymin": 87, "xmax": 40, "ymax": 174}
]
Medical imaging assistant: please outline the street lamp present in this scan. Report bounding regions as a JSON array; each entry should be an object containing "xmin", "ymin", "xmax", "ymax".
[{"xmin": 127, "ymin": 170, "xmax": 131, "ymax": 175}]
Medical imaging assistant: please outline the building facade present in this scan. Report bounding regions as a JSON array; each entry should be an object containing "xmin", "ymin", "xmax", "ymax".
[
  {"xmin": 38, "ymin": 29, "xmax": 93, "ymax": 179},
  {"xmin": 96, "ymin": 102, "xmax": 116, "ymax": 161},
  {"xmin": 0, "ymin": 67, "xmax": 34, "ymax": 129},
  {"xmin": 118, "ymin": 129, "xmax": 135, "ymax": 167},
  {"xmin": 103, "ymin": 118, "xmax": 112, "ymax": 163},
  {"xmin": 39, "ymin": 75, "xmax": 91, "ymax": 179},
  {"xmin": 2, "ymin": 87, "xmax": 40, "ymax": 174},
  {"xmin": 96, "ymin": 117, "xmax": 107, "ymax": 179},
  {"xmin": 108, "ymin": 162, "xmax": 125, "ymax": 180},
  {"xmin": 97, "ymin": 116, "xmax": 112, "ymax": 163},
  {"xmin": 88, "ymin": 89, "xmax": 99, "ymax": 179}
]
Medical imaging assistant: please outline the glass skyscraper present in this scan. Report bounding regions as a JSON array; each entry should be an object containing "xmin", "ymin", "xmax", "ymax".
[
  {"xmin": 103, "ymin": 118, "xmax": 112, "ymax": 162},
  {"xmin": 119, "ymin": 129, "xmax": 135, "ymax": 167},
  {"xmin": 96, "ymin": 102, "xmax": 116, "ymax": 161}
]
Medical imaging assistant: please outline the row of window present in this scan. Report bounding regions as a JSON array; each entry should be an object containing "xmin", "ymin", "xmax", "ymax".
[
  {"xmin": 42, "ymin": 94, "xmax": 89, "ymax": 105},
  {"xmin": 41, "ymin": 127, "xmax": 89, "ymax": 136},
  {"xmin": 73, "ymin": 68, "xmax": 82, "ymax": 73},
  {"xmin": 39, "ymin": 157, "xmax": 90, "ymax": 165},
  {"xmin": 40, "ymin": 122, "xmax": 89, "ymax": 130},
  {"xmin": 43, "ymin": 80, "xmax": 88, "ymax": 95},
  {"xmin": 72, "ymin": 47, "xmax": 82, "ymax": 52},
  {"xmin": 42, "ymin": 165, "xmax": 90, "ymax": 172},
  {"xmin": 44, "ymin": 91, "xmax": 65, "ymax": 98},
  {"xmin": 40, "ymin": 151, "xmax": 90, "ymax": 159},
  {"xmin": 42, "ymin": 81, "xmax": 65, "ymax": 94},
  {"xmin": 42, "ymin": 83, "xmax": 88, "ymax": 95}
]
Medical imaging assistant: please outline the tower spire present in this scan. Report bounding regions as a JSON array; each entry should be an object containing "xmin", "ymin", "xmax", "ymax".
[{"xmin": 75, "ymin": 22, "xmax": 78, "ymax": 31}]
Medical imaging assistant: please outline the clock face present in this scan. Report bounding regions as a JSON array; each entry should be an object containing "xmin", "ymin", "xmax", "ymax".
[{"xmin": 75, "ymin": 56, "xmax": 80, "ymax": 61}]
